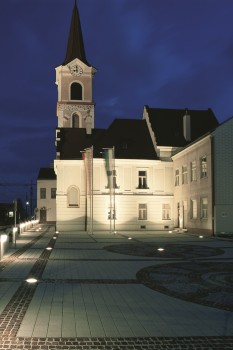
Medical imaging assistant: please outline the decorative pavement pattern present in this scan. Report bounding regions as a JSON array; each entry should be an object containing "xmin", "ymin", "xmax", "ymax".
[{"xmin": 0, "ymin": 226, "xmax": 232, "ymax": 349}]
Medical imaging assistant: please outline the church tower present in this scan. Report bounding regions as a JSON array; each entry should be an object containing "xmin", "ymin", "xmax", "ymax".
[{"xmin": 55, "ymin": 1, "xmax": 96, "ymax": 131}]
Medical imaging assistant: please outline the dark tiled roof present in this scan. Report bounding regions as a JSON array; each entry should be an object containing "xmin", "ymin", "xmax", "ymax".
[
  {"xmin": 145, "ymin": 106, "xmax": 219, "ymax": 147},
  {"xmin": 37, "ymin": 168, "xmax": 56, "ymax": 180},
  {"xmin": 63, "ymin": 3, "xmax": 90, "ymax": 66},
  {"xmin": 97, "ymin": 119, "xmax": 158, "ymax": 160},
  {"xmin": 56, "ymin": 128, "xmax": 105, "ymax": 160},
  {"xmin": 56, "ymin": 119, "xmax": 158, "ymax": 160}
]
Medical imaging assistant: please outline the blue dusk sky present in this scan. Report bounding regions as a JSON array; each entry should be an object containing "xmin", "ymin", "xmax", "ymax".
[{"xmin": 0, "ymin": 0, "xmax": 233, "ymax": 204}]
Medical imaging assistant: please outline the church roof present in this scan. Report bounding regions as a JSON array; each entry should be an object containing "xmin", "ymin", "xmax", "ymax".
[
  {"xmin": 56, "ymin": 119, "xmax": 158, "ymax": 160},
  {"xmin": 63, "ymin": 2, "xmax": 90, "ymax": 66},
  {"xmin": 37, "ymin": 168, "xmax": 56, "ymax": 180},
  {"xmin": 145, "ymin": 106, "xmax": 219, "ymax": 147}
]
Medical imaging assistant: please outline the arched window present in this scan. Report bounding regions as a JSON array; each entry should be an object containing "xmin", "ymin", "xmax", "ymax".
[
  {"xmin": 67, "ymin": 186, "xmax": 79, "ymax": 207},
  {"xmin": 70, "ymin": 82, "xmax": 82, "ymax": 100},
  {"xmin": 72, "ymin": 113, "xmax": 80, "ymax": 128}
]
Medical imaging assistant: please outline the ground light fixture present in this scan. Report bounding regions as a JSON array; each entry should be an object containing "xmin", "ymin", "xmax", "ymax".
[
  {"xmin": 199, "ymin": 236, "xmax": 204, "ymax": 239},
  {"xmin": 53, "ymin": 237, "xmax": 57, "ymax": 240},
  {"xmin": 55, "ymin": 231, "xmax": 59, "ymax": 234},
  {"xmin": 46, "ymin": 247, "xmax": 53, "ymax": 251},
  {"xmin": 26, "ymin": 278, "xmax": 38, "ymax": 283},
  {"xmin": 128, "ymin": 237, "xmax": 132, "ymax": 240},
  {"xmin": 157, "ymin": 248, "xmax": 164, "ymax": 252}
]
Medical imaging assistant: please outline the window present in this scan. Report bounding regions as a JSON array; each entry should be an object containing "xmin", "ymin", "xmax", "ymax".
[
  {"xmin": 106, "ymin": 169, "xmax": 119, "ymax": 189},
  {"xmin": 138, "ymin": 203, "xmax": 147, "ymax": 220},
  {"xmin": 70, "ymin": 82, "xmax": 82, "ymax": 100},
  {"xmin": 138, "ymin": 171, "xmax": 148, "ymax": 189},
  {"xmin": 108, "ymin": 207, "xmax": 116, "ymax": 220},
  {"xmin": 175, "ymin": 169, "xmax": 179, "ymax": 186},
  {"xmin": 190, "ymin": 199, "xmax": 197, "ymax": 219},
  {"xmin": 162, "ymin": 203, "xmax": 171, "ymax": 220},
  {"xmin": 51, "ymin": 188, "xmax": 56, "ymax": 199},
  {"xmin": 67, "ymin": 186, "xmax": 79, "ymax": 207},
  {"xmin": 182, "ymin": 165, "xmax": 188, "ymax": 184},
  {"xmin": 200, "ymin": 156, "xmax": 207, "ymax": 178},
  {"xmin": 72, "ymin": 113, "xmax": 80, "ymax": 128},
  {"xmin": 40, "ymin": 188, "xmax": 46, "ymax": 199},
  {"xmin": 201, "ymin": 197, "xmax": 208, "ymax": 219},
  {"xmin": 190, "ymin": 161, "xmax": 197, "ymax": 182}
]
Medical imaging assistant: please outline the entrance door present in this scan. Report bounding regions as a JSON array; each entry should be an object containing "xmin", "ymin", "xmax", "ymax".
[{"xmin": 40, "ymin": 209, "xmax": 47, "ymax": 223}]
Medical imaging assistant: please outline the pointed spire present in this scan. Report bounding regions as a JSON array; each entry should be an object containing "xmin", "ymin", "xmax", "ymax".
[{"xmin": 63, "ymin": 1, "xmax": 90, "ymax": 66}]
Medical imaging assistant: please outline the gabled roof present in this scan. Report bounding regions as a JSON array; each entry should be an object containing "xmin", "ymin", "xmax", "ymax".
[
  {"xmin": 63, "ymin": 2, "xmax": 90, "ymax": 66},
  {"xmin": 37, "ymin": 168, "xmax": 56, "ymax": 180},
  {"xmin": 56, "ymin": 119, "xmax": 158, "ymax": 160},
  {"xmin": 97, "ymin": 119, "xmax": 158, "ymax": 160},
  {"xmin": 145, "ymin": 106, "xmax": 219, "ymax": 147}
]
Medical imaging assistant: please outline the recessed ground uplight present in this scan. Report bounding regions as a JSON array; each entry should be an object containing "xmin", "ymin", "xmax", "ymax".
[
  {"xmin": 157, "ymin": 248, "xmax": 164, "ymax": 252},
  {"xmin": 53, "ymin": 236, "xmax": 57, "ymax": 240},
  {"xmin": 169, "ymin": 230, "xmax": 173, "ymax": 233},
  {"xmin": 199, "ymin": 236, "xmax": 203, "ymax": 239},
  {"xmin": 55, "ymin": 231, "xmax": 59, "ymax": 234},
  {"xmin": 39, "ymin": 227, "xmax": 41, "ymax": 230},
  {"xmin": 128, "ymin": 237, "xmax": 132, "ymax": 240},
  {"xmin": 26, "ymin": 278, "xmax": 38, "ymax": 283},
  {"xmin": 36, "ymin": 229, "xmax": 39, "ymax": 232},
  {"xmin": 46, "ymin": 247, "xmax": 52, "ymax": 251}
]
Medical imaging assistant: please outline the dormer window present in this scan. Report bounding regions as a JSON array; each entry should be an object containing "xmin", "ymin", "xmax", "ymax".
[{"xmin": 71, "ymin": 82, "xmax": 82, "ymax": 100}]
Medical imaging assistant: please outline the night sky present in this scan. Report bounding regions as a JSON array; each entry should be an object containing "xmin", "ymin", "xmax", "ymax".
[{"xmin": 1, "ymin": 0, "xmax": 233, "ymax": 205}]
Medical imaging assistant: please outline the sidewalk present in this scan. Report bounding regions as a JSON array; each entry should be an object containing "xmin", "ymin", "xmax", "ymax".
[{"xmin": 0, "ymin": 225, "xmax": 232, "ymax": 349}]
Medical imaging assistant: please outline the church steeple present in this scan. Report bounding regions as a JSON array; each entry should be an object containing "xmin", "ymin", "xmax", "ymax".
[{"xmin": 63, "ymin": 0, "xmax": 90, "ymax": 66}]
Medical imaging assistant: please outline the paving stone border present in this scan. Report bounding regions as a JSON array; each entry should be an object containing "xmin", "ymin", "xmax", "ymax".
[
  {"xmin": 0, "ymin": 228, "xmax": 57, "ymax": 337},
  {"xmin": 0, "ymin": 336, "xmax": 233, "ymax": 349}
]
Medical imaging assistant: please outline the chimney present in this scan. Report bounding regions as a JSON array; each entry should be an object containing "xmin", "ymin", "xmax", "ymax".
[{"xmin": 183, "ymin": 109, "xmax": 191, "ymax": 141}]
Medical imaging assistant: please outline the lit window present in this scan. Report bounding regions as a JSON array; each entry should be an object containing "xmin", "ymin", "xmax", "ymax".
[
  {"xmin": 162, "ymin": 204, "xmax": 171, "ymax": 220},
  {"xmin": 201, "ymin": 197, "xmax": 208, "ymax": 219},
  {"xmin": 67, "ymin": 187, "xmax": 79, "ymax": 207},
  {"xmin": 190, "ymin": 161, "xmax": 197, "ymax": 182},
  {"xmin": 175, "ymin": 169, "xmax": 179, "ymax": 186},
  {"xmin": 51, "ymin": 188, "xmax": 56, "ymax": 199},
  {"xmin": 190, "ymin": 199, "xmax": 197, "ymax": 219},
  {"xmin": 200, "ymin": 156, "xmax": 207, "ymax": 178},
  {"xmin": 182, "ymin": 165, "xmax": 188, "ymax": 184},
  {"xmin": 40, "ymin": 188, "xmax": 46, "ymax": 199},
  {"xmin": 138, "ymin": 171, "xmax": 148, "ymax": 189},
  {"xmin": 138, "ymin": 203, "xmax": 147, "ymax": 220}
]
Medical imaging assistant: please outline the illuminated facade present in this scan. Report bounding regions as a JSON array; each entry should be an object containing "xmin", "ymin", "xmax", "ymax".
[{"xmin": 37, "ymin": 2, "xmax": 233, "ymax": 235}]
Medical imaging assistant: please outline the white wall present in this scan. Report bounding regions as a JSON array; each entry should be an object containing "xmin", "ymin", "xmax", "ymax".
[{"xmin": 54, "ymin": 158, "xmax": 174, "ymax": 231}]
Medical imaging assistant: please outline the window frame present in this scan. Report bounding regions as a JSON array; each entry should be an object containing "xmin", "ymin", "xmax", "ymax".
[
  {"xmin": 190, "ymin": 160, "xmax": 197, "ymax": 182},
  {"xmin": 51, "ymin": 188, "xmax": 56, "ymax": 199},
  {"xmin": 190, "ymin": 199, "xmax": 197, "ymax": 219},
  {"xmin": 200, "ymin": 156, "xmax": 207, "ymax": 178},
  {"xmin": 137, "ymin": 170, "xmax": 149, "ymax": 189},
  {"xmin": 67, "ymin": 186, "xmax": 80, "ymax": 208},
  {"xmin": 182, "ymin": 165, "xmax": 188, "ymax": 184},
  {"xmin": 138, "ymin": 203, "xmax": 147, "ymax": 220},
  {"xmin": 40, "ymin": 188, "xmax": 46, "ymax": 199},
  {"xmin": 162, "ymin": 203, "xmax": 171, "ymax": 220},
  {"xmin": 200, "ymin": 197, "xmax": 208, "ymax": 219}
]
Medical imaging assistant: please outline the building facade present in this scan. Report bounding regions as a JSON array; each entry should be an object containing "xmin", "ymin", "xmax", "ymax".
[{"xmin": 37, "ymin": 2, "xmax": 233, "ymax": 236}]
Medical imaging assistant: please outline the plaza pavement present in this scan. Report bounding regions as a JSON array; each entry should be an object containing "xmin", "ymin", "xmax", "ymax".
[{"xmin": 0, "ymin": 224, "xmax": 232, "ymax": 349}]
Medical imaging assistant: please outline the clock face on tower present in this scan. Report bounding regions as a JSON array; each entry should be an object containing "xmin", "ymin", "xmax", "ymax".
[{"xmin": 70, "ymin": 65, "xmax": 83, "ymax": 76}]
